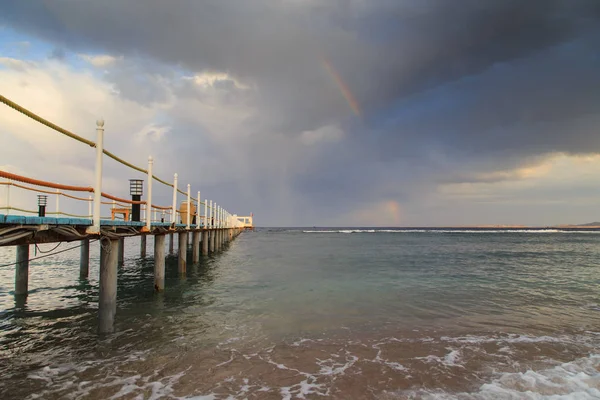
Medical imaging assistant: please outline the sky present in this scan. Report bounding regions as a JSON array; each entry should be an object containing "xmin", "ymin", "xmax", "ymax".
[{"xmin": 1, "ymin": 0, "xmax": 600, "ymax": 227}]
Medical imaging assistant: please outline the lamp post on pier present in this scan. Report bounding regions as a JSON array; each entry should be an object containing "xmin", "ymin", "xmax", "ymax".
[
  {"xmin": 129, "ymin": 179, "xmax": 143, "ymax": 222},
  {"xmin": 37, "ymin": 195, "xmax": 47, "ymax": 217}
]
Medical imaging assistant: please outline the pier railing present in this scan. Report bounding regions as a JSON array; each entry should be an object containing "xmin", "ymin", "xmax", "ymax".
[{"xmin": 0, "ymin": 94, "xmax": 246, "ymax": 231}]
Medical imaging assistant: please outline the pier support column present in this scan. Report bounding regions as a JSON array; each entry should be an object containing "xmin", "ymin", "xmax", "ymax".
[
  {"xmin": 80, "ymin": 239, "xmax": 90, "ymax": 278},
  {"xmin": 154, "ymin": 234, "xmax": 165, "ymax": 291},
  {"xmin": 169, "ymin": 232, "xmax": 174, "ymax": 254},
  {"xmin": 118, "ymin": 237, "xmax": 125, "ymax": 266},
  {"xmin": 99, "ymin": 238, "xmax": 119, "ymax": 334},
  {"xmin": 192, "ymin": 231, "xmax": 200, "ymax": 263},
  {"xmin": 202, "ymin": 230, "xmax": 209, "ymax": 255},
  {"xmin": 178, "ymin": 232, "xmax": 187, "ymax": 274},
  {"xmin": 15, "ymin": 244, "xmax": 29, "ymax": 296},
  {"xmin": 229, "ymin": 229, "xmax": 233, "ymax": 242},
  {"xmin": 209, "ymin": 230, "xmax": 215, "ymax": 253},
  {"xmin": 140, "ymin": 235, "xmax": 147, "ymax": 258}
]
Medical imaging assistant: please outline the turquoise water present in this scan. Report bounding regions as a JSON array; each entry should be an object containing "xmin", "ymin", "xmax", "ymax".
[{"xmin": 1, "ymin": 229, "xmax": 600, "ymax": 399}]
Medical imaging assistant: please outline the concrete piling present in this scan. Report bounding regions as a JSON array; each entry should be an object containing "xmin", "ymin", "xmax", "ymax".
[
  {"xmin": 169, "ymin": 232, "xmax": 174, "ymax": 254},
  {"xmin": 209, "ymin": 230, "xmax": 215, "ymax": 253},
  {"xmin": 15, "ymin": 244, "xmax": 29, "ymax": 296},
  {"xmin": 192, "ymin": 231, "xmax": 200, "ymax": 263},
  {"xmin": 154, "ymin": 234, "xmax": 165, "ymax": 291},
  {"xmin": 178, "ymin": 232, "xmax": 187, "ymax": 274},
  {"xmin": 118, "ymin": 237, "xmax": 125, "ymax": 266},
  {"xmin": 80, "ymin": 239, "xmax": 90, "ymax": 278},
  {"xmin": 202, "ymin": 230, "xmax": 209, "ymax": 255},
  {"xmin": 99, "ymin": 238, "xmax": 119, "ymax": 334},
  {"xmin": 140, "ymin": 235, "xmax": 147, "ymax": 258}
]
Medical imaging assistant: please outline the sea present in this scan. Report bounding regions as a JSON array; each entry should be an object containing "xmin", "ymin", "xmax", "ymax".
[{"xmin": 0, "ymin": 228, "xmax": 599, "ymax": 399}]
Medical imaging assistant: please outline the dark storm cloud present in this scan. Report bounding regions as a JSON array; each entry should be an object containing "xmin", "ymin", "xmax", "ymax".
[
  {"xmin": 2, "ymin": 0, "xmax": 600, "ymax": 224},
  {"xmin": 3, "ymin": 0, "xmax": 598, "ymax": 129}
]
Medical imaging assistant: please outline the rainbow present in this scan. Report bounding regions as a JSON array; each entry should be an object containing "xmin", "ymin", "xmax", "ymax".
[
  {"xmin": 386, "ymin": 200, "xmax": 402, "ymax": 225},
  {"xmin": 321, "ymin": 58, "xmax": 361, "ymax": 117}
]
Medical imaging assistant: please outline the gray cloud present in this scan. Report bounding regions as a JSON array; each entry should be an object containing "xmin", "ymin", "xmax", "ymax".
[{"xmin": 2, "ymin": 1, "xmax": 600, "ymax": 225}]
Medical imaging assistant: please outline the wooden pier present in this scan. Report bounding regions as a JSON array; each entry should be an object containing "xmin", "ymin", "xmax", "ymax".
[{"xmin": 0, "ymin": 94, "xmax": 253, "ymax": 333}]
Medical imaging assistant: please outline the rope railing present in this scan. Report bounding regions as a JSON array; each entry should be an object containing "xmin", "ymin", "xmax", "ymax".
[
  {"xmin": 0, "ymin": 172, "xmax": 173, "ymax": 221},
  {"xmin": 0, "ymin": 206, "xmax": 37, "ymax": 214},
  {"xmin": 0, "ymin": 95, "xmax": 96, "ymax": 147},
  {"xmin": 0, "ymin": 181, "xmax": 92, "ymax": 201},
  {"xmin": 0, "ymin": 171, "xmax": 93, "ymax": 192},
  {"xmin": 0, "ymin": 94, "xmax": 243, "ymax": 229},
  {"xmin": 100, "ymin": 192, "xmax": 145, "ymax": 205},
  {"xmin": 47, "ymin": 211, "xmax": 91, "ymax": 218}
]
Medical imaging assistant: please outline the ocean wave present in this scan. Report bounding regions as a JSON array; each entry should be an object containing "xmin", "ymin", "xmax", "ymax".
[
  {"xmin": 390, "ymin": 354, "xmax": 600, "ymax": 399},
  {"xmin": 302, "ymin": 229, "xmax": 600, "ymax": 234}
]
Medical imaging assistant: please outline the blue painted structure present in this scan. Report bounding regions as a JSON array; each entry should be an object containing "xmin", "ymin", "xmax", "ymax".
[{"xmin": 0, "ymin": 214, "xmax": 194, "ymax": 229}]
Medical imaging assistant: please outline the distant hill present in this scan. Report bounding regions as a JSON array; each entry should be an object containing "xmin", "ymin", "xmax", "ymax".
[{"xmin": 577, "ymin": 222, "xmax": 600, "ymax": 227}]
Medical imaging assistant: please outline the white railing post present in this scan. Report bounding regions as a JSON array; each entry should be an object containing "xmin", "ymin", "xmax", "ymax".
[
  {"xmin": 186, "ymin": 184, "xmax": 191, "ymax": 229},
  {"xmin": 55, "ymin": 188, "xmax": 60, "ymax": 217},
  {"xmin": 171, "ymin": 173, "xmax": 178, "ymax": 224},
  {"xmin": 204, "ymin": 199, "xmax": 208, "ymax": 228},
  {"xmin": 88, "ymin": 195, "xmax": 92, "ymax": 218},
  {"xmin": 209, "ymin": 200, "xmax": 213, "ymax": 227},
  {"xmin": 196, "ymin": 191, "xmax": 201, "ymax": 229},
  {"xmin": 146, "ymin": 156, "xmax": 153, "ymax": 230},
  {"xmin": 5, "ymin": 179, "xmax": 10, "ymax": 215},
  {"xmin": 90, "ymin": 118, "xmax": 104, "ymax": 233}
]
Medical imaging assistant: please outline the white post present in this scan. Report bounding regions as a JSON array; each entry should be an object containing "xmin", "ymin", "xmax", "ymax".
[
  {"xmin": 88, "ymin": 195, "xmax": 92, "ymax": 218},
  {"xmin": 146, "ymin": 156, "xmax": 153, "ymax": 230},
  {"xmin": 112, "ymin": 200, "xmax": 116, "ymax": 209},
  {"xmin": 204, "ymin": 199, "xmax": 208, "ymax": 228},
  {"xmin": 186, "ymin": 184, "xmax": 191, "ymax": 229},
  {"xmin": 90, "ymin": 118, "xmax": 104, "ymax": 233},
  {"xmin": 172, "ymin": 173, "xmax": 178, "ymax": 224},
  {"xmin": 55, "ymin": 188, "xmax": 60, "ymax": 216},
  {"xmin": 209, "ymin": 200, "xmax": 213, "ymax": 227},
  {"xmin": 196, "ymin": 191, "xmax": 201, "ymax": 229},
  {"xmin": 5, "ymin": 179, "xmax": 10, "ymax": 215}
]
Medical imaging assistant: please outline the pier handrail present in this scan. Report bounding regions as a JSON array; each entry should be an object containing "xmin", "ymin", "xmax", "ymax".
[
  {"xmin": 0, "ymin": 95, "xmax": 199, "ymax": 202},
  {"xmin": 0, "ymin": 94, "xmax": 245, "ymax": 229},
  {"xmin": 0, "ymin": 170, "xmax": 93, "ymax": 192}
]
